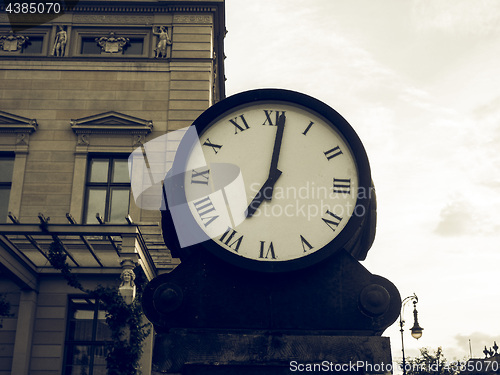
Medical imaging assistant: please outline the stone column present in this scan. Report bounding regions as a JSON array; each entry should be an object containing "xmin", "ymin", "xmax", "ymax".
[{"xmin": 11, "ymin": 289, "xmax": 37, "ymax": 375}]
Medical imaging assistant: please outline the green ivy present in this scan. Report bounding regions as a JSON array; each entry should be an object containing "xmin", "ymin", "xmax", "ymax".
[
  {"xmin": 0, "ymin": 293, "xmax": 12, "ymax": 329},
  {"xmin": 0, "ymin": 295, "xmax": 10, "ymax": 317},
  {"xmin": 47, "ymin": 241, "xmax": 83, "ymax": 290},
  {"xmin": 48, "ymin": 241, "xmax": 150, "ymax": 375}
]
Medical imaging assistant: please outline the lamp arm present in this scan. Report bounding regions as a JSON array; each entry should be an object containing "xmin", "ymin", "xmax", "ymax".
[{"xmin": 400, "ymin": 293, "xmax": 418, "ymax": 328}]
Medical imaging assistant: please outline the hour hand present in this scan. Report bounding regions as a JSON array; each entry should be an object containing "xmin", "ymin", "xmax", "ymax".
[
  {"xmin": 246, "ymin": 113, "xmax": 286, "ymax": 218},
  {"xmin": 245, "ymin": 169, "xmax": 282, "ymax": 217}
]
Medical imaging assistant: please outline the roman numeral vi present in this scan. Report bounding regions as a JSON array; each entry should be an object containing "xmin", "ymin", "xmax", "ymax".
[{"xmin": 259, "ymin": 241, "xmax": 276, "ymax": 259}]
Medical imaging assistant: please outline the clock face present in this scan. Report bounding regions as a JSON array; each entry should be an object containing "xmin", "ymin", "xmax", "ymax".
[{"xmin": 170, "ymin": 90, "xmax": 371, "ymax": 272}]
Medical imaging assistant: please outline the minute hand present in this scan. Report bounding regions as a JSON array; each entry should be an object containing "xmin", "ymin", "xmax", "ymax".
[
  {"xmin": 265, "ymin": 112, "xmax": 286, "ymax": 199},
  {"xmin": 268, "ymin": 113, "xmax": 286, "ymax": 178}
]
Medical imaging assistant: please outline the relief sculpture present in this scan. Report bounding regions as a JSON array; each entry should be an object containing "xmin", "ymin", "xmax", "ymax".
[
  {"xmin": 51, "ymin": 25, "xmax": 67, "ymax": 57},
  {"xmin": 96, "ymin": 31, "xmax": 129, "ymax": 54},
  {"xmin": 152, "ymin": 26, "xmax": 172, "ymax": 59},
  {"xmin": 0, "ymin": 31, "xmax": 29, "ymax": 52}
]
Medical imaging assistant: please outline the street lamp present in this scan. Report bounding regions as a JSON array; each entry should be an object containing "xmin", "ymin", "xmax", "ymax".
[{"xmin": 400, "ymin": 294, "xmax": 424, "ymax": 375}]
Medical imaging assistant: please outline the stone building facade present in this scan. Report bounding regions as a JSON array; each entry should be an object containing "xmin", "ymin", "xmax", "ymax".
[{"xmin": 0, "ymin": 1, "xmax": 226, "ymax": 374}]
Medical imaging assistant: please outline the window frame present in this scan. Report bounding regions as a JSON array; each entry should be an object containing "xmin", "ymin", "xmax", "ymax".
[
  {"xmin": 0, "ymin": 153, "xmax": 15, "ymax": 223},
  {"xmin": 73, "ymin": 28, "xmax": 151, "ymax": 58},
  {"xmin": 69, "ymin": 111, "xmax": 152, "ymax": 224},
  {"xmin": 0, "ymin": 26, "xmax": 50, "ymax": 56},
  {"xmin": 83, "ymin": 154, "xmax": 131, "ymax": 224},
  {"xmin": 63, "ymin": 295, "xmax": 112, "ymax": 375},
  {"xmin": 21, "ymin": 34, "xmax": 45, "ymax": 55}
]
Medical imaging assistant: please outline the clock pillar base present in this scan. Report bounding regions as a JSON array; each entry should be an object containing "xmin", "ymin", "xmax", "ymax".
[
  {"xmin": 143, "ymin": 248, "xmax": 401, "ymax": 374},
  {"xmin": 143, "ymin": 249, "xmax": 401, "ymax": 333},
  {"xmin": 152, "ymin": 329, "xmax": 394, "ymax": 374}
]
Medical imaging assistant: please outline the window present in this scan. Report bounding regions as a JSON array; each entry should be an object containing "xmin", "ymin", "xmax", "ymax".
[
  {"xmin": 64, "ymin": 297, "xmax": 112, "ymax": 375},
  {"xmin": 74, "ymin": 28, "xmax": 150, "ymax": 58},
  {"xmin": 23, "ymin": 36, "xmax": 44, "ymax": 54},
  {"xmin": 123, "ymin": 38, "xmax": 143, "ymax": 55},
  {"xmin": 80, "ymin": 37, "xmax": 101, "ymax": 55},
  {"xmin": 80, "ymin": 37, "xmax": 144, "ymax": 55},
  {"xmin": 84, "ymin": 156, "xmax": 130, "ymax": 224},
  {"xmin": 0, "ymin": 156, "xmax": 14, "ymax": 223},
  {"xmin": 0, "ymin": 29, "xmax": 48, "ymax": 55}
]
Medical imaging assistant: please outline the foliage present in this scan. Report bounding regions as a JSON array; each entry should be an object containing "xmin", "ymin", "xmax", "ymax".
[
  {"xmin": 89, "ymin": 286, "xmax": 150, "ymax": 375},
  {"xmin": 0, "ymin": 294, "xmax": 12, "ymax": 318},
  {"xmin": 47, "ymin": 241, "xmax": 83, "ymax": 290},
  {"xmin": 402, "ymin": 347, "xmax": 461, "ymax": 375},
  {"xmin": 47, "ymin": 240, "xmax": 150, "ymax": 375}
]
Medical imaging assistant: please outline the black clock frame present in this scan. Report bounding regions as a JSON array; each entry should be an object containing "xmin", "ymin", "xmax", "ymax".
[{"xmin": 161, "ymin": 88, "xmax": 372, "ymax": 273}]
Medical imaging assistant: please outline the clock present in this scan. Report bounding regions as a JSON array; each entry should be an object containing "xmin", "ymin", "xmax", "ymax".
[{"xmin": 162, "ymin": 89, "xmax": 373, "ymax": 273}]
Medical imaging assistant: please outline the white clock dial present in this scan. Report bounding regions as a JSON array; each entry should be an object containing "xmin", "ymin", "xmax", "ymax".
[{"xmin": 183, "ymin": 102, "xmax": 360, "ymax": 264}]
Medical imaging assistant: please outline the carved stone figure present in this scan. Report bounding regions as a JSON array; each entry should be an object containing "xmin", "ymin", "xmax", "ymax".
[
  {"xmin": 51, "ymin": 26, "xmax": 67, "ymax": 57},
  {"xmin": 120, "ymin": 268, "xmax": 136, "ymax": 288},
  {"xmin": 0, "ymin": 31, "xmax": 29, "ymax": 52},
  {"xmin": 152, "ymin": 26, "xmax": 172, "ymax": 58},
  {"xmin": 119, "ymin": 268, "xmax": 136, "ymax": 304},
  {"xmin": 95, "ymin": 32, "xmax": 129, "ymax": 54}
]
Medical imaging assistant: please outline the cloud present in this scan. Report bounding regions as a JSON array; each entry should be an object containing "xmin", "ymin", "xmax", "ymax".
[
  {"xmin": 411, "ymin": 0, "xmax": 500, "ymax": 35},
  {"xmin": 434, "ymin": 191, "xmax": 500, "ymax": 238},
  {"xmin": 434, "ymin": 197, "xmax": 472, "ymax": 236},
  {"xmin": 225, "ymin": 0, "xmax": 403, "ymax": 104},
  {"xmin": 474, "ymin": 96, "xmax": 500, "ymax": 119},
  {"xmin": 399, "ymin": 86, "xmax": 457, "ymax": 115}
]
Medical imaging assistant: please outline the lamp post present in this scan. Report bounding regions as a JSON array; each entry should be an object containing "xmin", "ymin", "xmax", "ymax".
[{"xmin": 400, "ymin": 294, "xmax": 423, "ymax": 375}]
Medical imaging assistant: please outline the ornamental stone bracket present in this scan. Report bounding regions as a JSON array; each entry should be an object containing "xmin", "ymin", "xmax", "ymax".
[{"xmin": 133, "ymin": 134, "xmax": 145, "ymax": 147}]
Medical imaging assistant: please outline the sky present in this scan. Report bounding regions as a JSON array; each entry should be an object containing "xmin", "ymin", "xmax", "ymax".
[{"xmin": 225, "ymin": 0, "xmax": 500, "ymax": 364}]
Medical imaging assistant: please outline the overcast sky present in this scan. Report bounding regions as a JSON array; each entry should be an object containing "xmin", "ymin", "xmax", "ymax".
[{"xmin": 225, "ymin": 0, "xmax": 500, "ymax": 363}]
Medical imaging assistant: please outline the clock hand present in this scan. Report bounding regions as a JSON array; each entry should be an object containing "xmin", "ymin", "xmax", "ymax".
[
  {"xmin": 245, "ymin": 113, "xmax": 286, "ymax": 217},
  {"xmin": 245, "ymin": 169, "xmax": 282, "ymax": 217},
  {"xmin": 268, "ymin": 112, "xmax": 286, "ymax": 182},
  {"xmin": 262, "ymin": 112, "xmax": 286, "ymax": 201}
]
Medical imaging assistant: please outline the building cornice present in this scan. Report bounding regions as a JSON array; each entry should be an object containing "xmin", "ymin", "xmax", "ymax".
[
  {"xmin": 70, "ymin": 111, "xmax": 153, "ymax": 135},
  {"xmin": 0, "ymin": 1, "xmax": 220, "ymax": 14},
  {"xmin": 0, "ymin": 110, "xmax": 38, "ymax": 133},
  {"xmin": 69, "ymin": 5, "xmax": 217, "ymax": 13}
]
